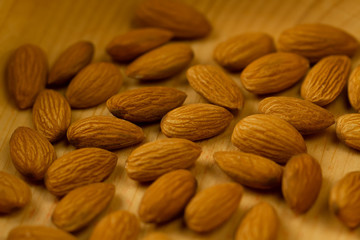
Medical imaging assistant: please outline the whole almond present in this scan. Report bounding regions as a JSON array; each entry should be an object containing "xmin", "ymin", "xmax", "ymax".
[
  {"xmin": 126, "ymin": 43, "xmax": 193, "ymax": 80},
  {"xmin": 7, "ymin": 225, "xmax": 76, "ymax": 240},
  {"xmin": 0, "ymin": 171, "xmax": 31, "ymax": 213},
  {"xmin": 214, "ymin": 151, "xmax": 283, "ymax": 190},
  {"xmin": 161, "ymin": 103, "xmax": 233, "ymax": 141},
  {"xmin": 143, "ymin": 233, "xmax": 170, "ymax": 240},
  {"xmin": 48, "ymin": 41, "xmax": 94, "ymax": 85},
  {"xmin": 66, "ymin": 62, "xmax": 123, "ymax": 108},
  {"xmin": 282, "ymin": 153, "xmax": 322, "ymax": 214},
  {"xmin": 135, "ymin": 0, "xmax": 211, "ymax": 39},
  {"xmin": 9, "ymin": 127, "xmax": 56, "ymax": 180},
  {"xmin": 90, "ymin": 210, "xmax": 140, "ymax": 240},
  {"xmin": 301, "ymin": 55, "xmax": 351, "ymax": 106},
  {"xmin": 106, "ymin": 28, "xmax": 173, "ymax": 62},
  {"xmin": 240, "ymin": 52, "xmax": 309, "ymax": 94},
  {"xmin": 258, "ymin": 96, "xmax": 335, "ymax": 135},
  {"xmin": 67, "ymin": 116, "xmax": 144, "ymax": 150},
  {"xmin": 329, "ymin": 171, "xmax": 360, "ymax": 228},
  {"xmin": 235, "ymin": 202, "xmax": 279, "ymax": 240},
  {"xmin": 139, "ymin": 169, "xmax": 197, "ymax": 223},
  {"xmin": 45, "ymin": 148, "xmax": 117, "ymax": 197},
  {"xmin": 278, "ymin": 23, "xmax": 359, "ymax": 63},
  {"xmin": 106, "ymin": 87, "xmax": 187, "ymax": 122},
  {"xmin": 336, "ymin": 114, "xmax": 360, "ymax": 150},
  {"xmin": 126, "ymin": 138, "xmax": 201, "ymax": 182},
  {"xmin": 52, "ymin": 183, "xmax": 115, "ymax": 232},
  {"xmin": 348, "ymin": 65, "xmax": 360, "ymax": 111},
  {"xmin": 185, "ymin": 183, "xmax": 243, "ymax": 232},
  {"xmin": 186, "ymin": 65, "xmax": 244, "ymax": 110},
  {"xmin": 231, "ymin": 114, "xmax": 307, "ymax": 164},
  {"xmin": 33, "ymin": 90, "xmax": 71, "ymax": 142},
  {"xmin": 213, "ymin": 32, "xmax": 275, "ymax": 71},
  {"xmin": 6, "ymin": 44, "xmax": 47, "ymax": 109}
]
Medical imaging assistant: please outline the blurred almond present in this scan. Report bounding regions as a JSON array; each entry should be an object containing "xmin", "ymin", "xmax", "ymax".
[
  {"xmin": 143, "ymin": 232, "xmax": 170, "ymax": 240},
  {"xmin": 7, "ymin": 225, "xmax": 76, "ymax": 240},
  {"xmin": 336, "ymin": 114, "xmax": 360, "ymax": 150},
  {"xmin": 348, "ymin": 65, "xmax": 360, "ymax": 111}
]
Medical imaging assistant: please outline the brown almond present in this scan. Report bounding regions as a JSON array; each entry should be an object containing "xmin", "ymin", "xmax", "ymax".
[
  {"xmin": 214, "ymin": 151, "xmax": 283, "ymax": 190},
  {"xmin": 301, "ymin": 55, "xmax": 351, "ymax": 106},
  {"xmin": 336, "ymin": 113, "xmax": 360, "ymax": 150},
  {"xmin": 9, "ymin": 127, "xmax": 56, "ymax": 180},
  {"xmin": 67, "ymin": 116, "xmax": 144, "ymax": 150},
  {"xmin": 143, "ymin": 232, "xmax": 170, "ymax": 240},
  {"xmin": 231, "ymin": 114, "xmax": 307, "ymax": 164},
  {"xmin": 240, "ymin": 52, "xmax": 309, "ymax": 94},
  {"xmin": 45, "ymin": 148, "xmax": 117, "ymax": 197},
  {"xmin": 348, "ymin": 65, "xmax": 360, "ymax": 111},
  {"xmin": 106, "ymin": 87, "xmax": 187, "ymax": 123},
  {"xmin": 7, "ymin": 225, "xmax": 76, "ymax": 240},
  {"xmin": 126, "ymin": 138, "xmax": 201, "ymax": 182},
  {"xmin": 161, "ymin": 103, "xmax": 233, "ymax": 141},
  {"xmin": 186, "ymin": 65, "xmax": 244, "ymax": 110}
]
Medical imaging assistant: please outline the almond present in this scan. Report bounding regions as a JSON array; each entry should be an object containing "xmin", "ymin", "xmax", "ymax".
[
  {"xmin": 336, "ymin": 114, "xmax": 360, "ymax": 150},
  {"xmin": 278, "ymin": 23, "xmax": 359, "ymax": 63},
  {"xmin": 282, "ymin": 154, "xmax": 322, "ymax": 214},
  {"xmin": 139, "ymin": 169, "xmax": 197, "ymax": 223},
  {"xmin": 231, "ymin": 114, "xmax": 307, "ymax": 164},
  {"xmin": 67, "ymin": 116, "xmax": 144, "ymax": 150},
  {"xmin": 213, "ymin": 32, "xmax": 275, "ymax": 71},
  {"xmin": 214, "ymin": 151, "xmax": 283, "ymax": 190},
  {"xmin": 126, "ymin": 43, "xmax": 193, "ymax": 80},
  {"xmin": 0, "ymin": 171, "xmax": 31, "ymax": 213},
  {"xmin": 32, "ymin": 90, "xmax": 71, "ymax": 142},
  {"xmin": 7, "ymin": 225, "xmax": 76, "ymax": 240},
  {"xmin": 106, "ymin": 28, "xmax": 173, "ymax": 62},
  {"xmin": 9, "ymin": 127, "xmax": 56, "ymax": 180},
  {"xmin": 143, "ymin": 232, "xmax": 170, "ymax": 240},
  {"xmin": 48, "ymin": 41, "xmax": 94, "ymax": 85},
  {"xmin": 258, "ymin": 96, "xmax": 335, "ymax": 135},
  {"xmin": 185, "ymin": 182, "xmax": 243, "ymax": 233},
  {"xmin": 329, "ymin": 171, "xmax": 360, "ymax": 228},
  {"xmin": 301, "ymin": 55, "xmax": 351, "ymax": 106},
  {"xmin": 348, "ymin": 65, "xmax": 360, "ymax": 111},
  {"xmin": 52, "ymin": 183, "xmax": 115, "ymax": 232},
  {"xmin": 161, "ymin": 103, "xmax": 233, "ymax": 141},
  {"xmin": 6, "ymin": 44, "xmax": 47, "ymax": 109},
  {"xmin": 240, "ymin": 52, "xmax": 309, "ymax": 94},
  {"xmin": 106, "ymin": 87, "xmax": 187, "ymax": 122},
  {"xmin": 66, "ymin": 62, "xmax": 123, "ymax": 108},
  {"xmin": 45, "ymin": 148, "xmax": 117, "ymax": 197},
  {"xmin": 186, "ymin": 65, "xmax": 244, "ymax": 110},
  {"xmin": 135, "ymin": 0, "xmax": 211, "ymax": 39},
  {"xmin": 126, "ymin": 138, "xmax": 201, "ymax": 182}
]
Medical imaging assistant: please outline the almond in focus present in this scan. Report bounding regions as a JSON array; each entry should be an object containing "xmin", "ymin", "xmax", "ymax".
[{"xmin": 336, "ymin": 114, "xmax": 360, "ymax": 151}]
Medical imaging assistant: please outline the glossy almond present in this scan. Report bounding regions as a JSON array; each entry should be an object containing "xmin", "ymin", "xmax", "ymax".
[
  {"xmin": 336, "ymin": 114, "xmax": 360, "ymax": 150},
  {"xmin": 126, "ymin": 138, "xmax": 201, "ymax": 182},
  {"xmin": 7, "ymin": 225, "xmax": 76, "ymax": 240},
  {"xmin": 348, "ymin": 65, "xmax": 360, "ymax": 111}
]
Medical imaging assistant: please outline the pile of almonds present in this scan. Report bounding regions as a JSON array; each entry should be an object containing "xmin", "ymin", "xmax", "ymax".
[{"xmin": 2, "ymin": 0, "xmax": 360, "ymax": 239}]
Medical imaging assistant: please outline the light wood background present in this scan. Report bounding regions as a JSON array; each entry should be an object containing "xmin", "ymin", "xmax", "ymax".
[{"xmin": 1, "ymin": 0, "xmax": 360, "ymax": 239}]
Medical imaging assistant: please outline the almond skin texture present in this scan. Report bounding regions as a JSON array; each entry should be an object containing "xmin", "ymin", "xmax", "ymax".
[
  {"xmin": 336, "ymin": 114, "xmax": 360, "ymax": 150},
  {"xmin": 9, "ymin": 127, "xmax": 56, "ymax": 180},
  {"xmin": 231, "ymin": 114, "xmax": 307, "ymax": 164},
  {"xmin": 161, "ymin": 103, "xmax": 233, "ymax": 141},
  {"xmin": 185, "ymin": 183, "xmax": 243, "ymax": 233},
  {"xmin": 106, "ymin": 28, "xmax": 173, "ymax": 62},
  {"xmin": 278, "ymin": 23, "xmax": 359, "ymax": 63},
  {"xmin": 126, "ymin": 138, "xmax": 201, "ymax": 182},
  {"xmin": 258, "ymin": 96, "xmax": 335, "ymax": 135},
  {"xmin": 235, "ymin": 202, "xmax": 279, "ymax": 240},
  {"xmin": 213, "ymin": 32, "xmax": 275, "ymax": 71},
  {"xmin": 329, "ymin": 171, "xmax": 360, "ymax": 228},
  {"xmin": 126, "ymin": 43, "xmax": 193, "ymax": 80},
  {"xmin": 348, "ymin": 65, "xmax": 360, "ymax": 111},
  {"xmin": 67, "ymin": 116, "xmax": 144, "ymax": 150},
  {"xmin": 48, "ymin": 41, "xmax": 94, "ymax": 85},
  {"xmin": 301, "ymin": 55, "xmax": 351, "ymax": 106},
  {"xmin": 282, "ymin": 153, "xmax": 322, "ymax": 214},
  {"xmin": 106, "ymin": 87, "xmax": 187, "ymax": 123},
  {"xmin": 6, "ymin": 44, "xmax": 48, "ymax": 109},
  {"xmin": 139, "ymin": 169, "xmax": 197, "ymax": 223},
  {"xmin": 52, "ymin": 183, "xmax": 115, "ymax": 232},
  {"xmin": 45, "ymin": 148, "xmax": 117, "ymax": 197},
  {"xmin": 0, "ymin": 171, "xmax": 32, "ymax": 213},
  {"xmin": 66, "ymin": 62, "xmax": 123, "ymax": 108},
  {"xmin": 214, "ymin": 151, "xmax": 283, "ymax": 190},
  {"xmin": 240, "ymin": 52, "xmax": 309, "ymax": 94},
  {"xmin": 135, "ymin": 0, "xmax": 211, "ymax": 39},
  {"xmin": 7, "ymin": 225, "xmax": 76, "ymax": 240},
  {"xmin": 186, "ymin": 65, "xmax": 244, "ymax": 110},
  {"xmin": 33, "ymin": 90, "xmax": 71, "ymax": 142}
]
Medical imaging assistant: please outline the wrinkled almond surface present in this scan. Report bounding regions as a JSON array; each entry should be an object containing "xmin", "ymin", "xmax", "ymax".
[
  {"xmin": 348, "ymin": 65, "xmax": 360, "ymax": 112},
  {"xmin": 336, "ymin": 114, "xmax": 360, "ymax": 150},
  {"xmin": 7, "ymin": 225, "xmax": 76, "ymax": 240}
]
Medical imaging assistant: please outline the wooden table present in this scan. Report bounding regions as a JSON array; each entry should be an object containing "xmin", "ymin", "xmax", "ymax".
[{"xmin": 1, "ymin": 0, "xmax": 360, "ymax": 239}]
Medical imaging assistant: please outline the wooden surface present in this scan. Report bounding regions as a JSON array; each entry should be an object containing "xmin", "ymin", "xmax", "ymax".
[{"xmin": 1, "ymin": 0, "xmax": 360, "ymax": 239}]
